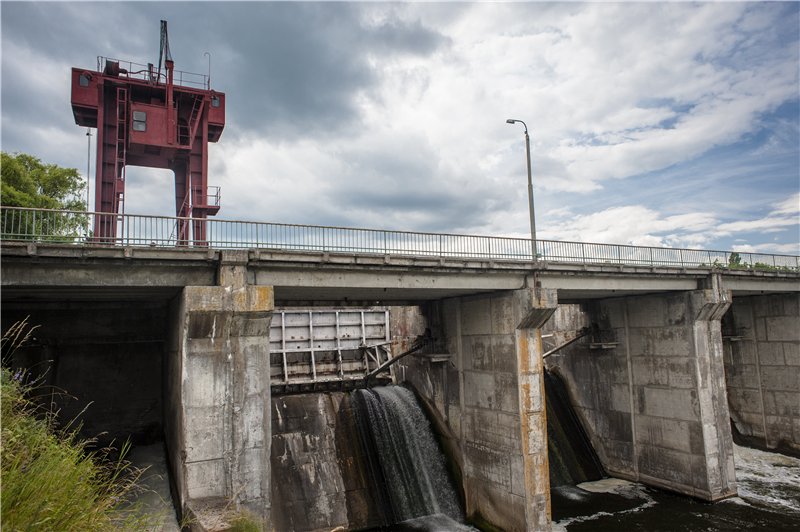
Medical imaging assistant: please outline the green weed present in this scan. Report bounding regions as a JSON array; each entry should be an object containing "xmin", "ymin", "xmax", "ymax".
[{"xmin": 1, "ymin": 321, "xmax": 153, "ymax": 531}]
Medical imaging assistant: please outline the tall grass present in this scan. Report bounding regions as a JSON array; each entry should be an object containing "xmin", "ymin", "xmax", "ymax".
[{"xmin": 1, "ymin": 321, "xmax": 151, "ymax": 531}]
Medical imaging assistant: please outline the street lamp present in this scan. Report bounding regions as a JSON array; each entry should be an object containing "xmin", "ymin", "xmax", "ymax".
[{"xmin": 506, "ymin": 118, "xmax": 537, "ymax": 262}]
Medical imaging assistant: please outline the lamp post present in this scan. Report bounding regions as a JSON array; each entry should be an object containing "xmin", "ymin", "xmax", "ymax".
[
  {"xmin": 204, "ymin": 51, "xmax": 211, "ymax": 89},
  {"xmin": 506, "ymin": 118, "xmax": 537, "ymax": 261}
]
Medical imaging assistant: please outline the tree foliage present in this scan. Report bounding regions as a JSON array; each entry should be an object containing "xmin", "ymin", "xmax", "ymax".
[
  {"xmin": 1, "ymin": 152, "xmax": 87, "ymax": 240},
  {"xmin": 1, "ymin": 151, "xmax": 85, "ymax": 210}
]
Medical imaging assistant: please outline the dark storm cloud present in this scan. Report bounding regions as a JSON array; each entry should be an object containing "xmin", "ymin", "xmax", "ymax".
[
  {"xmin": 1, "ymin": 2, "xmax": 152, "ymax": 163},
  {"xmin": 327, "ymin": 138, "xmax": 514, "ymax": 233},
  {"xmin": 1, "ymin": 2, "xmax": 451, "ymax": 151},
  {"xmin": 123, "ymin": 2, "xmax": 452, "ymax": 139},
  {"xmin": 361, "ymin": 14, "xmax": 451, "ymax": 56},
  {"xmin": 198, "ymin": 2, "xmax": 450, "ymax": 139}
]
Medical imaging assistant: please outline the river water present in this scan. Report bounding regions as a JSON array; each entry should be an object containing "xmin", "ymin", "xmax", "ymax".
[{"xmin": 552, "ymin": 443, "xmax": 800, "ymax": 531}]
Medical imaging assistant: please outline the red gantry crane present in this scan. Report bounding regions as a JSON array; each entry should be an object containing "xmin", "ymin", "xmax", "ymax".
[{"xmin": 71, "ymin": 20, "xmax": 225, "ymax": 245}]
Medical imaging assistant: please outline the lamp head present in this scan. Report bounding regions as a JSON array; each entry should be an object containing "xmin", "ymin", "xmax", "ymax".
[{"xmin": 506, "ymin": 119, "xmax": 516, "ymax": 124}]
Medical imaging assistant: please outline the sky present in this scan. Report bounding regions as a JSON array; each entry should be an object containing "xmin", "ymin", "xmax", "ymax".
[{"xmin": 1, "ymin": 1, "xmax": 798, "ymax": 254}]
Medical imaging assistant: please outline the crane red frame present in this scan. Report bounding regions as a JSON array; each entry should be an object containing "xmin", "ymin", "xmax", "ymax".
[{"xmin": 70, "ymin": 23, "xmax": 225, "ymax": 245}]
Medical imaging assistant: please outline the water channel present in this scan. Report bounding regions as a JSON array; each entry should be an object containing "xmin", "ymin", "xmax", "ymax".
[{"xmin": 551, "ymin": 442, "xmax": 800, "ymax": 531}]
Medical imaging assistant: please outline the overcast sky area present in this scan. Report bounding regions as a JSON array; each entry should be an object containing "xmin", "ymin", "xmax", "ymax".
[{"xmin": 1, "ymin": 1, "xmax": 798, "ymax": 254}]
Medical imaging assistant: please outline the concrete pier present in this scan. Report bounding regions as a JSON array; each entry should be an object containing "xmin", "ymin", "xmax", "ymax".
[
  {"xmin": 723, "ymin": 293, "xmax": 800, "ymax": 455},
  {"xmin": 165, "ymin": 251, "xmax": 275, "ymax": 527},
  {"xmin": 402, "ymin": 288, "xmax": 555, "ymax": 531},
  {"xmin": 545, "ymin": 283, "xmax": 738, "ymax": 501}
]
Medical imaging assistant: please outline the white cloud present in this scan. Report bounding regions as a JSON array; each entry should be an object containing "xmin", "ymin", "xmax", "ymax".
[
  {"xmin": 538, "ymin": 205, "xmax": 717, "ymax": 247},
  {"xmin": 1, "ymin": 2, "xmax": 797, "ymax": 254},
  {"xmin": 732, "ymin": 242, "xmax": 800, "ymax": 255},
  {"xmin": 713, "ymin": 193, "xmax": 800, "ymax": 237},
  {"xmin": 539, "ymin": 194, "xmax": 799, "ymax": 252},
  {"xmin": 772, "ymin": 193, "xmax": 800, "ymax": 216}
]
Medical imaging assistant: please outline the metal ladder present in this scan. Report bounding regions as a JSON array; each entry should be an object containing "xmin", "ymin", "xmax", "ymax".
[
  {"xmin": 179, "ymin": 96, "xmax": 204, "ymax": 147},
  {"xmin": 114, "ymin": 87, "xmax": 128, "ymax": 234}
]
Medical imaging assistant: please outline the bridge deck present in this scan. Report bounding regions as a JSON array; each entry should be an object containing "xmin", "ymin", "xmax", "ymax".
[{"xmin": 2, "ymin": 241, "xmax": 797, "ymax": 305}]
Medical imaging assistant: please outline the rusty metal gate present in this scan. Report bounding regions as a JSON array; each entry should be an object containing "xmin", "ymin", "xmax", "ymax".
[{"xmin": 269, "ymin": 308, "xmax": 393, "ymax": 393}]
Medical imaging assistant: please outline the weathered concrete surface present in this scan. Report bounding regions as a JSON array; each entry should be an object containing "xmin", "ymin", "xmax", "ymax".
[
  {"xmin": 1, "ymin": 301, "xmax": 166, "ymax": 446},
  {"xmin": 722, "ymin": 293, "xmax": 800, "ymax": 455},
  {"xmin": 546, "ymin": 283, "xmax": 737, "ymax": 501},
  {"xmin": 270, "ymin": 392, "xmax": 387, "ymax": 531},
  {"xmin": 126, "ymin": 443, "xmax": 181, "ymax": 531},
  {"xmin": 165, "ymin": 252, "xmax": 274, "ymax": 528},
  {"xmin": 400, "ymin": 289, "xmax": 554, "ymax": 531}
]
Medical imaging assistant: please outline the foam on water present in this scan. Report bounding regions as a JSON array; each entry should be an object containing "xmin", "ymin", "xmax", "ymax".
[
  {"xmin": 553, "ymin": 444, "xmax": 800, "ymax": 530},
  {"xmin": 732, "ymin": 443, "xmax": 800, "ymax": 514}
]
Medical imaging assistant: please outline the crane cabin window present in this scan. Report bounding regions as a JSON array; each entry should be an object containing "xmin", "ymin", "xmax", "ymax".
[{"xmin": 132, "ymin": 110, "xmax": 147, "ymax": 132}]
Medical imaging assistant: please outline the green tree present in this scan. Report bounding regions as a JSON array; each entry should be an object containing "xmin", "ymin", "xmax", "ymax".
[
  {"xmin": 728, "ymin": 252, "xmax": 743, "ymax": 268},
  {"xmin": 1, "ymin": 151, "xmax": 87, "ymax": 240}
]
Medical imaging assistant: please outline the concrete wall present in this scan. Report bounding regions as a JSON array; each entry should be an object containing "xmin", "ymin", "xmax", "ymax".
[
  {"xmin": 546, "ymin": 286, "xmax": 737, "ymax": 501},
  {"xmin": 271, "ymin": 392, "xmax": 387, "ymax": 531},
  {"xmin": 164, "ymin": 253, "xmax": 275, "ymax": 528},
  {"xmin": 2, "ymin": 302, "xmax": 166, "ymax": 446},
  {"xmin": 400, "ymin": 289, "xmax": 554, "ymax": 531},
  {"xmin": 722, "ymin": 293, "xmax": 800, "ymax": 455}
]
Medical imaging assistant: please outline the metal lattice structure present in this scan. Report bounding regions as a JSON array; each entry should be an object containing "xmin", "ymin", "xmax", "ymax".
[{"xmin": 70, "ymin": 21, "xmax": 225, "ymax": 245}]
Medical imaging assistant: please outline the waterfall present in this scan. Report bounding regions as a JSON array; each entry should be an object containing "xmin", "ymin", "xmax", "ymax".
[
  {"xmin": 353, "ymin": 385, "xmax": 464, "ymax": 526},
  {"xmin": 545, "ymin": 370, "xmax": 605, "ymax": 487}
]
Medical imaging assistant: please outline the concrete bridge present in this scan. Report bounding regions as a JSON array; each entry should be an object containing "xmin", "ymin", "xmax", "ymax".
[{"xmin": 2, "ymin": 207, "xmax": 798, "ymax": 531}]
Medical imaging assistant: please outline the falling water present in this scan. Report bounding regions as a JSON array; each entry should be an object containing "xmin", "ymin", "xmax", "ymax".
[
  {"xmin": 353, "ymin": 385, "xmax": 465, "ymax": 527},
  {"xmin": 545, "ymin": 370, "xmax": 605, "ymax": 487}
]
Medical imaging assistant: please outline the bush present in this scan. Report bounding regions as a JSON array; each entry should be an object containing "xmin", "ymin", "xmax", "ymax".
[{"xmin": 1, "ymin": 322, "xmax": 150, "ymax": 531}]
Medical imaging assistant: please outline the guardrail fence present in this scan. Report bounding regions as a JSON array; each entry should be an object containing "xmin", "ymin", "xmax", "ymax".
[{"xmin": 1, "ymin": 206, "xmax": 797, "ymax": 271}]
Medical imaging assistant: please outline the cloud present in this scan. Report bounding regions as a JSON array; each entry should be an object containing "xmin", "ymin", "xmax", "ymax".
[
  {"xmin": 1, "ymin": 2, "xmax": 797, "ymax": 255},
  {"xmin": 712, "ymin": 193, "xmax": 800, "ymax": 242},
  {"xmin": 539, "ymin": 205, "xmax": 717, "ymax": 247},
  {"xmin": 772, "ymin": 193, "xmax": 800, "ymax": 216},
  {"xmin": 732, "ymin": 242, "xmax": 799, "ymax": 255},
  {"xmin": 541, "ymin": 193, "xmax": 799, "ymax": 250}
]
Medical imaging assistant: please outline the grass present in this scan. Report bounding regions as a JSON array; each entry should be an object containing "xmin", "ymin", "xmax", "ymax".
[{"xmin": 1, "ymin": 320, "xmax": 151, "ymax": 531}]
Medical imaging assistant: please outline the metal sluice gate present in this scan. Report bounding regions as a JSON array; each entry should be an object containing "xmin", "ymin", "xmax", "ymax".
[{"xmin": 269, "ymin": 309, "xmax": 394, "ymax": 393}]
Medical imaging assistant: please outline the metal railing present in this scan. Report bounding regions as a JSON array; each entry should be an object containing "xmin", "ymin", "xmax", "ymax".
[
  {"xmin": 1, "ymin": 206, "xmax": 798, "ymax": 271},
  {"xmin": 96, "ymin": 56, "xmax": 210, "ymax": 89}
]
